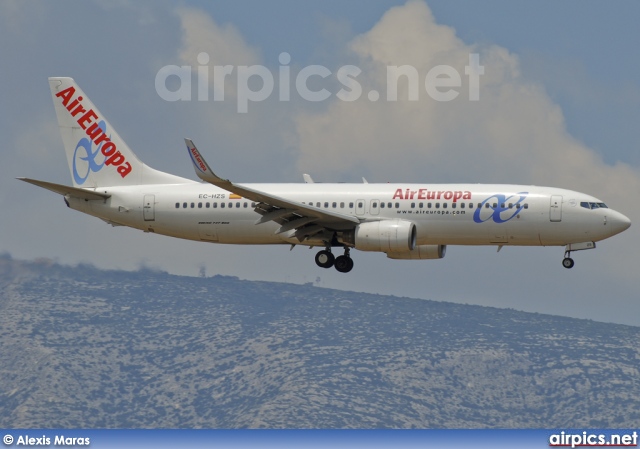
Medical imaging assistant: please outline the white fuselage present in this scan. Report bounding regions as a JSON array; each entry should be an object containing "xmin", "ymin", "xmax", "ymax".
[
  {"xmin": 67, "ymin": 182, "xmax": 630, "ymax": 248},
  {"xmin": 38, "ymin": 77, "xmax": 631, "ymax": 273}
]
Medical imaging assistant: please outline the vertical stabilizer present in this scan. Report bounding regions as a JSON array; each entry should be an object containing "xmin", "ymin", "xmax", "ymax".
[{"xmin": 49, "ymin": 77, "xmax": 188, "ymax": 187}]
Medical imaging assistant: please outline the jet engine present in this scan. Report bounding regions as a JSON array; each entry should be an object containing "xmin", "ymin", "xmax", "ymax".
[{"xmin": 341, "ymin": 219, "xmax": 417, "ymax": 252}]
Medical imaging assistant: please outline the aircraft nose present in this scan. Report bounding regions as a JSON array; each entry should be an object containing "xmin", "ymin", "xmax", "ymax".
[{"xmin": 610, "ymin": 211, "xmax": 631, "ymax": 235}]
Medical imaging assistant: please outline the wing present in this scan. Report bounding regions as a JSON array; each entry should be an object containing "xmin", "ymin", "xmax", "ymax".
[{"xmin": 184, "ymin": 139, "xmax": 360, "ymax": 241}]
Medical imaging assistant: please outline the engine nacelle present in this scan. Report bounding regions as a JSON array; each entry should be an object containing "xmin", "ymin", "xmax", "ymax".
[
  {"xmin": 349, "ymin": 219, "xmax": 417, "ymax": 252},
  {"xmin": 386, "ymin": 245, "xmax": 447, "ymax": 260}
]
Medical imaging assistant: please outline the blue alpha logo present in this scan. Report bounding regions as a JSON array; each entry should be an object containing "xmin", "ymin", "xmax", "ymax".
[
  {"xmin": 72, "ymin": 120, "xmax": 107, "ymax": 185},
  {"xmin": 473, "ymin": 192, "xmax": 528, "ymax": 224}
]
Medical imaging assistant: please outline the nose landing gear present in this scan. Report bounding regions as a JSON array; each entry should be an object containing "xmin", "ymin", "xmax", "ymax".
[
  {"xmin": 561, "ymin": 242, "xmax": 596, "ymax": 269},
  {"xmin": 562, "ymin": 255, "xmax": 575, "ymax": 269}
]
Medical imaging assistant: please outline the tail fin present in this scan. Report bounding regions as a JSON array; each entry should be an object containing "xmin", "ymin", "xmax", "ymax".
[{"xmin": 49, "ymin": 77, "xmax": 188, "ymax": 187}]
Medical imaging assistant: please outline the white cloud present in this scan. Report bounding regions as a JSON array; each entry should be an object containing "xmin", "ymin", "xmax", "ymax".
[
  {"xmin": 168, "ymin": 7, "xmax": 302, "ymax": 182},
  {"xmin": 176, "ymin": 7, "xmax": 261, "ymax": 101},
  {"xmin": 295, "ymin": 1, "xmax": 639, "ymax": 191}
]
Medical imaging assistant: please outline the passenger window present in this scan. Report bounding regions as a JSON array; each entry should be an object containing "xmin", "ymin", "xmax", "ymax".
[
  {"xmin": 349, "ymin": 202, "xmax": 354, "ymax": 208},
  {"xmin": 206, "ymin": 202, "xmax": 210, "ymax": 208},
  {"xmin": 443, "ymin": 203, "xmax": 447, "ymax": 209},
  {"xmin": 380, "ymin": 202, "xmax": 385, "ymax": 209},
  {"xmin": 228, "ymin": 203, "xmax": 232, "ymax": 208},
  {"xmin": 485, "ymin": 203, "xmax": 490, "ymax": 209},
  {"xmin": 428, "ymin": 203, "xmax": 432, "ymax": 208},
  {"xmin": 183, "ymin": 202, "xmax": 187, "ymax": 208},
  {"xmin": 175, "ymin": 203, "xmax": 180, "ymax": 209},
  {"xmin": 243, "ymin": 202, "xmax": 248, "ymax": 208},
  {"xmin": 524, "ymin": 204, "xmax": 529, "ymax": 209},
  {"xmin": 419, "ymin": 203, "xmax": 423, "ymax": 209},
  {"xmin": 509, "ymin": 203, "xmax": 513, "ymax": 208},
  {"xmin": 372, "ymin": 202, "xmax": 378, "ymax": 208},
  {"xmin": 340, "ymin": 202, "xmax": 345, "ymax": 208},
  {"xmin": 221, "ymin": 203, "xmax": 225, "ymax": 208},
  {"xmin": 436, "ymin": 203, "xmax": 440, "ymax": 209},
  {"xmin": 324, "ymin": 202, "xmax": 329, "ymax": 208},
  {"xmin": 395, "ymin": 203, "xmax": 400, "ymax": 208},
  {"xmin": 500, "ymin": 203, "xmax": 505, "ymax": 208},
  {"xmin": 198, "ymin": 202, "xmax": 202, "ymax": 208},
  {"xmin": 191, "ymin": 202, "xmax": 195, "ymax": 208},
  {"xmin": 460, "ymin": 203, "xmax": 465, "ymax": 209},
  {"xmin": 213, "ymin": 202, "xmax": 217, "ymax": 208},
  {"xmin": 452, "ymin": 203, "xmax": 456, "ymax": 209},
  {"xmin": 251, "ymin": 202, "xmax": 256, "ymax": 207},
  {"xmin": 516, "ymin": 203, "xmax": 520, "ymax": 209},
  {"xmin": 332, "ymin": 202, "xmax": 337, "ymax": 208},
  {"xmin": 236, "ymin": 202, "xmax": 240, "ymax": 208},
  {"xmin": 411, "ymin": 202, "xmax": 415, "ymax": 208},
  {"xmin": 317, "ymin": 202, "xmax": 321, "ymax": 208},
  {"xmin": 492, "ymin": 203, "xmax": 497, "ymax": 208}
]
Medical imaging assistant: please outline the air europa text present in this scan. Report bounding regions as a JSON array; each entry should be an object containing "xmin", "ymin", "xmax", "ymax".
[
  {"xmin": 55, "ymin": 86, "xmax": 132, "ymax": 178},
  {"xmin": 392, "ymin": 188, "xmax": 472, "ymax": 202}
]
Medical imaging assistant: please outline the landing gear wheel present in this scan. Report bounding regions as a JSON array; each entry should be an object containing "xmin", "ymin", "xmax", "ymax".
[
  {"xmin": 315, "ymin": 250, "xmax": 335, "ymax": 268},
  {"xmin": 562, "ymin": 257, "xmax": 575, "ymax": 269},
  {"xmin": 334, "ymin": 255, "xmax": 354, "ymax": 273}
]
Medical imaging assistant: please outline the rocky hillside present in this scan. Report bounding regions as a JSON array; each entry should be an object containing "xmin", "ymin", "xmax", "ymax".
[{"xmin": 0, "ymin": 255, "xmax": 638, "ymax": 428}]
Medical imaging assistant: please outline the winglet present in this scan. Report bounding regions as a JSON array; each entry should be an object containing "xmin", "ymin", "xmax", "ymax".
[{"xmin": 184, "ymin": 139, "xmax": 228, "ymax": 184}]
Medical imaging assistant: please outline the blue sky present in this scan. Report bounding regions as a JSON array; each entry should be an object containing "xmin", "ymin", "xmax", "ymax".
[{"xmin": 1, "ymin": 1, "xmax": 639, "ymax": 325}]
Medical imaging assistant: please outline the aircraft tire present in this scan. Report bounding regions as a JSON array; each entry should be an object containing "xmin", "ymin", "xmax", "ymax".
[
  {"xmin": 315, "ymin": 250, "xmax": 335, "ymax": 268},
  {"xmin": 562, "ymin": 257, "xmax": 575, "ymax": 269},
  {"xmin": 334, "ymin": 255, "xmax": 354, "ymax": 273}
]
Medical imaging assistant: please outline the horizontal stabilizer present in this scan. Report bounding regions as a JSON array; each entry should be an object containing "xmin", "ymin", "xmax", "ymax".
[{"xmin": 17, "ymin": 178, "xmax": 110, "ymax": 200}]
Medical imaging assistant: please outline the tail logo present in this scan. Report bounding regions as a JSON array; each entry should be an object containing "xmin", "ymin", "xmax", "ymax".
[
  {"xmin": 56, "ymin": 86, "xmax": 132, "ymax": 183},
  {"xmin": 73, "ymin": 120, "xmax": 107, "ymax": 185}
]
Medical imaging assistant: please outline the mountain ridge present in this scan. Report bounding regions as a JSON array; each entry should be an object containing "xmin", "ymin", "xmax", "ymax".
[{"xmin": 0, "ymin": 255, "xmax": 638, "ymax": 428}]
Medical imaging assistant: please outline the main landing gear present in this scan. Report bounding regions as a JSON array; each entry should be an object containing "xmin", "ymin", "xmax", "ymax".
[{"xmin": 315, "ymin": 247, "xmax": 354, "ymax": 273}]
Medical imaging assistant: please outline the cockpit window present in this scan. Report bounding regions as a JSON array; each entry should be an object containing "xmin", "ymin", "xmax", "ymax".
[{"xmin": 581, "ymin": 201, "xmax": 608, "ymax": 210}]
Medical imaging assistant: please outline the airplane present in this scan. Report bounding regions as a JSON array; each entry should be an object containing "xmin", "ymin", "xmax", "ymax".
[{"xmin": 19, "ymin": 77, "xmax": 631, "ymax": 273}]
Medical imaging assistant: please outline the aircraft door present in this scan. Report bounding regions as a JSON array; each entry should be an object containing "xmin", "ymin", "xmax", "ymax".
[
  {"xmin": 143, "ymin": 194, "xmax": 155, "ymax": 221},
  {"xmin": 550, "ymin": 195, "xmax": 562, "ymax": 222}
]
